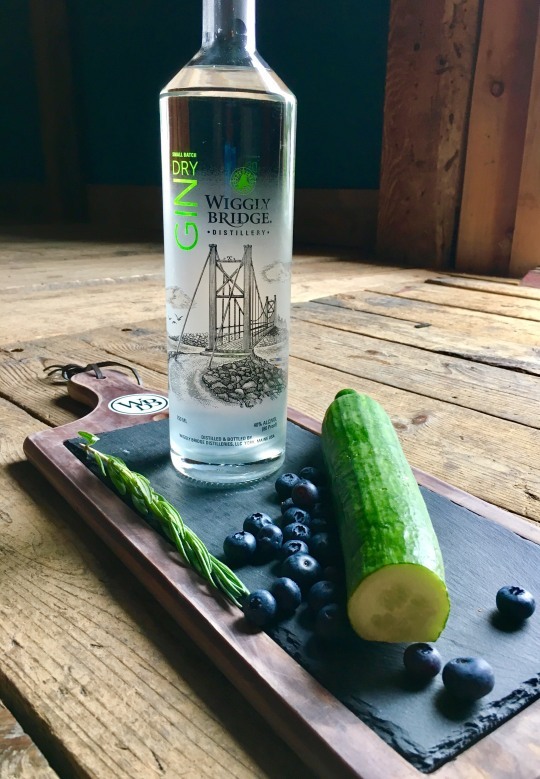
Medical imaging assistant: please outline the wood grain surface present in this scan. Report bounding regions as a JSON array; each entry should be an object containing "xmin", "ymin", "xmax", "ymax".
[
  {"xmin": 292, "ymin": 298, "xmax": 540, "ymax": 375},
  {"xmin": 377, "ymin": 0, "xmax": 481, "ymax": 268},
  {"xmin": 21, "ymin": 370, "xmax": 540, "ymax": 779},
  {"xmin": 0, "ymin": 396, "xmax": 316, "ymax": 779},
  {"xmin": 427, "ymin": 275, "xmax": 540, "ymax": 301},
  {"xmin": 364, "ymin": 279, "xmax": 540, "ymax": 321},
  {"xmin": 289, "ymin": 316, "xmax": 540, "ymax": 427},
  {"xmin": 1, "ymin": 232, "xmax": 540, "ymax": 777},
  {"xmin": 322, "ymin": 288, "xmax": 540, "ymax": 348},
  {"xmin": 24, "ymin": 371, "xmax": 423, "ymax": 779},
  {"xmin": 510, "ymin": 12, "xmax": 540, "ymax": 277},
  {"xmin": 0, "ymin": 243, "xmax": 427, "ymax": 346},
  {"xmin": 455, "ymin": 0, "xmax": 540, "ymax": 275}
]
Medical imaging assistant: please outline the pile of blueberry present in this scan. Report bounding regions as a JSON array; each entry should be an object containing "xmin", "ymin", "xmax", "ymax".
[
  {"xmin": 223, "ymin": 467, "xmax": 348, "ymax": 638},
  {"xmin": 404, "ymin": 585, "xmax": 536, "ymax": 700},
  {"xmin": 224, "ymin": 467, "xmax": 538, "ymax": 702}
]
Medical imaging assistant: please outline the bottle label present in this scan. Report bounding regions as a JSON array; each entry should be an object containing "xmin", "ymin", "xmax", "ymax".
[{"xmin": 162, "ymin": 97, "xmax": 293, "ymax": 463}]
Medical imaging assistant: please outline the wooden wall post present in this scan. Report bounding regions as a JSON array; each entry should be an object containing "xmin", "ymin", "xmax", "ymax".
[
  {"xmin": 377, "ymin": 0, "xmax": 482, "ymax": 269},
  {"xmin": 509, "ymin": 13, "xmax": 540, "ymax": 278},
  {"xmin": 29, "ymin": 0, "xmax": 85, "ymax": 221},
  {"xmin": 455, "ymin": 0, "xmax": 539, "ymax": 276}
]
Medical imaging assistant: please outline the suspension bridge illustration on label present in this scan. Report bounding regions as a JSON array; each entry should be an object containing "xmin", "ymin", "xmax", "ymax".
[
  {"xmin": 171, "ymin": 244, "xmax": 286, "ymax": 407},
  {"xmin": 176, "ymin": 244, "xmax": 278, "ymax": 360}
]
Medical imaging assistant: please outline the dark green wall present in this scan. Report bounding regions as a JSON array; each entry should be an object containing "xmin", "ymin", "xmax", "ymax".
[
  {"xmin": 0, "ymin": 0, "xmax": 44, "ymax": 182},
  {"xmin": 1, "ymin": 1, "xmax": 389, "ymax": 190}
]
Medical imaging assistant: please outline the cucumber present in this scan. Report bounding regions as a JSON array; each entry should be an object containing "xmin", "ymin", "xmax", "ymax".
[{"xmin": 321, "ymin": 389, "xmax": 450, "ymax": 643}]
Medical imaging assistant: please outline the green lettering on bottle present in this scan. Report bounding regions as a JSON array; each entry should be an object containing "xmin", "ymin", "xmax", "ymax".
[{"xmin": 171, "ymin": 160, "xmax": 199, "ymax": 250}]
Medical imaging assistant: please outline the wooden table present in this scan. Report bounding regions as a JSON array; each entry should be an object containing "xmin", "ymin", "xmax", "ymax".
[{"xmin": 1, "ymin": 229, "xmax": 540, "ymax": 778}]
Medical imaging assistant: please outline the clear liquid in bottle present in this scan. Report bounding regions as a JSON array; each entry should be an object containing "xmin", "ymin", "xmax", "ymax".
[{"xmin": 160, "ymin": 2, "xmax": 296, "ymax": 485}]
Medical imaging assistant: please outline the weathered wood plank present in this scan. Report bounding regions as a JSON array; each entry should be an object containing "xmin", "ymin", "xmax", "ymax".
[
  {"xmin": 0, "ymin": 253, "xmax": 430, "ymax": 344},
  {"xmin": 286, "ymin": 357, "xmax": 540, "ymax": 522},
  {"xmin": 455, "ymin": 0, "xmax": 539, "ymax": 274},
  {"xmin": 0, "ymin": 282, "xmax": 166, "ymax": 347},
  {"xmin": 289, "ymin": 316, "xmax": 540, "ymax": 427},
  {"xmin": 0, "ymin": 397, "xmax": 313, "ymax": 779},
  {"xmin": 3, "ymin": 252, "xmax": 164, "ymax": 293},
  {"xmin": 366, "ymin": 280, "xmax": 540, "ymax": 321},
  {"xmin": 0, "ymin": 340, "xmax": 167, "ymax": 428},
  {"xmin": 377, "ymin": 0, "xmax": 482, "ymax": 268},
  {"xmin": 0, "ymin": 702, "xmax": 56, "ymax": 779},
  {"xmin": 427, "ymin": 275, "xmax": 540, "ymax": 300},
  {"xmin": 291, "ymin": 265, "xmax": 432, "ymax": 303},
  {"xmin": 432, "ymin": 697, "xmax": 540, "ymax": 778},
  {"xmin": 319, "ymin": 289, "xmax": 540, "ymax": 348},
  {"xmin": 2, "ymin": 325, "xmax": 540, "ymax": 523},
  {"xmin": 510, "ymin": 13, "xmax": 540, "ymax": 278},
  {"xmin": 292, "ymin": 299, "xmax": 540, "ymax": 376}
]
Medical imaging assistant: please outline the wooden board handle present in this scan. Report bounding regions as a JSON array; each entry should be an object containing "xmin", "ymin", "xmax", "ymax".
[
  {"xmin": 66, "ymin": 369, "xmax": 162, "ymax": 409},
  {"xmin": 24, "ymin": 370, "xmax": 169, "ymax": 455}
]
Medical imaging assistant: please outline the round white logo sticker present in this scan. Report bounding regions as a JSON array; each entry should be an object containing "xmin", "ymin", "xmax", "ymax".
[{"xmin": 108, "ymin": 394, "xmax": 169, "ymax": 415}]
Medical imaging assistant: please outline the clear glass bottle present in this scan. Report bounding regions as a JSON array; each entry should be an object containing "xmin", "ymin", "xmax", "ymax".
[{"xmin": 160, "ymin": 0, "xmax": 296, "ymax": 485}]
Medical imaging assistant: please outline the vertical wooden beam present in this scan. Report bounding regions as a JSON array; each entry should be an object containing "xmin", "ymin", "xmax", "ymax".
[
  {"xmin": 455, "ymin": 0, "xmax": 539, "ymax": 275},
  {"xmin": 377, "ymin": 0, "xmax": 482, "ymax": 269},
  {"xmin": 509, "ymin": 13, "xmax": 540, "ymax": 278},
  {"xmin": 29, "ymin": 0, "xmax": 85, "ymax": 221}
]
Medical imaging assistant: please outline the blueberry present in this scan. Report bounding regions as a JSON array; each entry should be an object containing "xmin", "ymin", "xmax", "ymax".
[
  {"xmin": 323, "ymin": 565, "xmax": 343, "ymax": 583},
  {"xmin": 307, "ymin": 580, "xmax": 340, "ymax": 613},
  {"xmin": 308, "ymin": 532, "xmax": 340, "ymax": 566},
  {"xmin": 243, "ymin": 590, "xmax": 277, "ymax": 627},
  {"xmin": 291, "ymin": 479, "xmax": 320, "ymax": 510},
  {"xmin": 270, "ymin": 577, "xmax": 302, "ymax": 612},
  {"xmin": 496, "ymin": 585, "xmax": 536, "ymax": 621},
  {"xmin": 281, "ymin": 553, "xmax": 322, "ymax": 589},
  {"xmin": 279, "ymin": 539, "xmax": 310, "ymax": 561},
  {"xmin": 256, "ymin": 524, "xmax": 283, "ymax": 558},
  {"xmin": 403, "ymin": 643, "xmax": 442, "ymax": 680},
  {"xmin": 310, "ymin": 517, "xmax": 329, "ymax": 535},
  {"xmin": 243, "ymin": 512, "xmax": 274, "ymax": 536},
  {"xmin": 312, "ymin": 502, "xmax": 327, "ymax": 520},
  {"xmin": 442, "ymin": 657, "xmax": 495, "ymax": 701},
  {"xmin": 223, "ymin": 531, "xmax": 257, "ymax": 566},
  {"xmin": 280, "ymin": 497, "xmax": 295, "ymax": 515},
  {"xmin": 299, "ymin": 466, "xmax": 325, "ymax": 486},
  {"xmin": 282, "ymin": 522, "xmax": 311, "ymax": 543},
  {"xmin": 275, "ymin": 472, "xmax": 300, "ymax": 500},
  {"xmin": 282, "ymin": 507, "xmax": 311, "ymax": 527},
  {"xmin": 315, "ymin": 603, "xmax": 348, "ymax": 640}
]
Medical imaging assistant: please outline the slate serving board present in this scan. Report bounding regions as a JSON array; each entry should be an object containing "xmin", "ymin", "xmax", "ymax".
[
  {"xmin": 66, "ymin": 417, "xmax": 540, "ymax": 773},
  {"xmin": 23, "ymin": 370, "xmax": 540, "ymax": 779}
]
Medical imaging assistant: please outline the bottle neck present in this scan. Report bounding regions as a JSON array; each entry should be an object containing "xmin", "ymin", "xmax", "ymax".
[{"xmin": 201, "ymin": 0, "xmax": 256, "ymax": 58}]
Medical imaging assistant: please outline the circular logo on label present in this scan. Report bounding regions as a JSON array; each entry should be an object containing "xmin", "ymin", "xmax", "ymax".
[
  {"xmin": 230, "ymin": 166, "xmax": 257, "ymax": 194},
  {"xmin": 108, "ymin": 394, "xmax": 169, "ymax": 415}
]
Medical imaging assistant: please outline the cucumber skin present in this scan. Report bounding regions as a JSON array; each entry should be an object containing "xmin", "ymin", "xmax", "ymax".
[{"xmin": 321, "ymin": 392, "xmax": 447, "ymax": 601}]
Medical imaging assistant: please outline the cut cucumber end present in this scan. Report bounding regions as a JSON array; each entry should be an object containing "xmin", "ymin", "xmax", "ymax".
[{"xmin": 348, "ymin": 564, "xmax": 450, "ymax": 643}]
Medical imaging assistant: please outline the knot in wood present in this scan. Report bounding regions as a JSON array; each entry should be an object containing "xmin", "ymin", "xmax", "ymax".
[{"xmin": 490, "ymin": 80, "xmax": 504, "ymax": 98}]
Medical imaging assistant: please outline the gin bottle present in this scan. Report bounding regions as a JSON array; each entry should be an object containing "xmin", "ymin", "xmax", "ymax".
[{"xmin": 160, "ymin": 0, "xmax": 296, "ymax": 484}]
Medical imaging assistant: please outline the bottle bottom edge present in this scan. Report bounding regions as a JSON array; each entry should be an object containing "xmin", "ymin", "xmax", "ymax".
[{"xmin": 170, "ymin": 449, "xmax": 285, "ymax": 486}]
